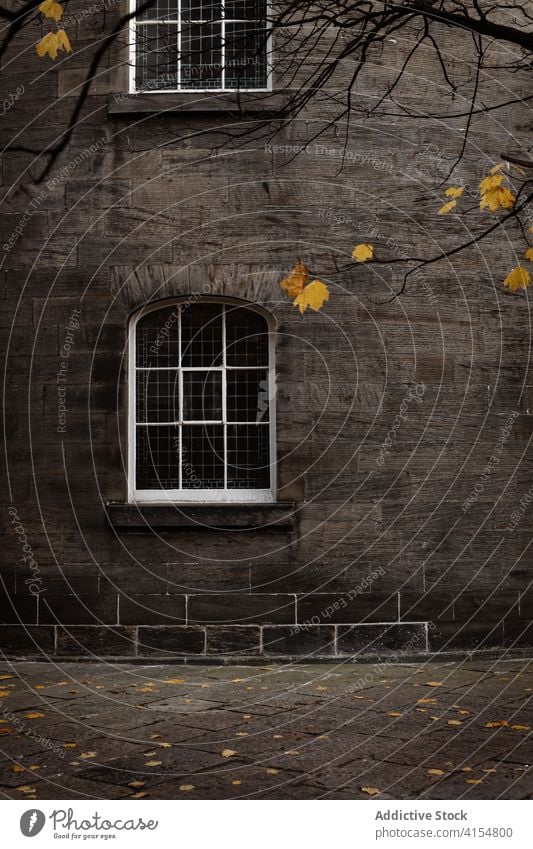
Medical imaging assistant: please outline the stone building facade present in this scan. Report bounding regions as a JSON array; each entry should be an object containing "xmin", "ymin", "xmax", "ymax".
[{"xmin": 1, "ymin": 2, "xmax": 532, "ymax": 661}]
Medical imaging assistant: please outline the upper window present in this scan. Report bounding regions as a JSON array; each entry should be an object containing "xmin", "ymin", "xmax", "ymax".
[
  {"xmin": 131, "ymin": 0, "xmax": 270, "ymax": 92},
  {"xmin": 129, "ymin": 298, "xmax": 275, "ymax": 503}
]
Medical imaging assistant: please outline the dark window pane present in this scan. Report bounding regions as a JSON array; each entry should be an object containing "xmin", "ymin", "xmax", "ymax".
[
  {"xmin": 227, "ymin": 368, "xmax": 269, "ymax": 422},
  {"xmin": 136, "ymin": 425, "xmax": 180, "ymax": 489},
  {"xmin": 225, "ymin": 306, "xmax": 269, "ymax": 366},
  {"xmin": 181, "ymin": 303, "xmax": 223, "ymax": 366},
  {"xmin": 181, "ymin": 23, "xmax": 222, "ymax": 88},
  {"xmin": 182, "ymin": 425, "xmax": 224, "ymax": 489},
  {"xmin": 182, "ymin": 0, "xmax": 223, "ymax": 20},
  {"xmin": 227, "ymin": 424, "xmax": 270, "ymax": 489},
  {"xmin": 136, "ymin": 307, "xmax": 180, "ymax": 368},
  {"xmin": 136, "ymin": 370, "xmax": 180, "ymax": 423},
  {"xmin": 225, "ymin": 21, "xmax": 268, "ymax": 89},
  {"xmin": 225, "ymin": 0, "xmax": 265, "ymax": 20},
  {"xmin": 183, "ymin": 371, "xmax": 222, "ymax": 420},
  {"xmin": 135, "ymin": 23, "xmax": 179, "ymax": 91},
  {"xmin": 136, "ymin": 0, "xmax": 178, "ymax": 21}
]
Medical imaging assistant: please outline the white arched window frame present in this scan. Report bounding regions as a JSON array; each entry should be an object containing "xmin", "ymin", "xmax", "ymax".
[{"xmin": 128, "ymin": 297, "xmax": 276, "ymax": 503}]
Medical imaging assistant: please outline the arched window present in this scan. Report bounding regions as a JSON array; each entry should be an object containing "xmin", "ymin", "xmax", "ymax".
[{"xmin": 128, "ymin": 298, "xmax": 275, "ymax": 502}]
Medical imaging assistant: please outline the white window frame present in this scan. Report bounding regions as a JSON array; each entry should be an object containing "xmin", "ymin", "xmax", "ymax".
[
  {"xmin": 128, "ymin": 296, "xmax": 276, "ymax": 504},
  {"xmin": 129, "ymin": 0, "xmax": 273, "ymax": 94}
]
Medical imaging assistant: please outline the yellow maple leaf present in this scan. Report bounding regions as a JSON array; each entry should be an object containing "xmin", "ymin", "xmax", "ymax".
[
  {"xmin": 438, "ymin": 199, "xmax": 457, "ymax": 215},
  {"xmin": 293, "ymin": 279, "xmax": 330, "ymax": 314},
  {"xmin": 480, "ymin": 186, "xmax": 515, "ymax": 212},
  {"xmin": 352, "ymin": 243, "xmax": 374, "ymax": 262},
  {"xmin": 36, "ymin": 29, "xmax": 71, "ymax": 60},
  {"xmin": 480, "ymin": 173, "xmax": 505, "ymax": 194},
  {"xmin": 361, "ymin": 786, "xmax": 380, "ymax": 796},
  {"xmin": 444, "ymin": 186, "xmax": 464, "ymax": 198},
  {"xmin": 279, "ymin": 261, "xmax": 309, "ymax": 298},
  {"xmin": 39, "ymin": 0, "xmax": 63, "ymax": 21},
  {"xmin": 221, "ymin": 749, "xmax": 237, "ymax": 758},
  {"xmin": 503, "ymin": 266, "xmax": 531, "ymax": 292},
  {"xmin": 525, "ymin": 248, "xmax": 533, "ymax": 261}
]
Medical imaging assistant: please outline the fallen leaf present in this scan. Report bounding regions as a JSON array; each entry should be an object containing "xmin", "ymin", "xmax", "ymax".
[
  {"xmin": 425, "ymin": 682, "xmax": 443, "ymax": 687},
  {"xmin": 29, "ymin": 765, "xmax": 40, "ymax": 771},
  {"xmin": 447, "ymin": 720, "xmax": 463, "ymax": 726},
  {"xmin": 284, "ymin": 750, "xmax": 300, "ymax": 755},
  {"xmin": 221, "ymin": 749, "xmax": 237, "ymax": 758},
  {"xmin": 461, "ymin": 767, "xmax": 473, "ymax": 772},
  {"xmin": 179, "ymin": 784, "xmax": 195, "ymax": 791},
  {"xmin": 144, "ymin": 760, "xmax": 162, "ymax": 767},
  {"xmin": 0, "ymin": 675, "xmax": 13, "ymax": 680},
  {"xmin": 16, "ymin": 785, "xmax": 36, "ymax": 793},
  {"xmin": 137, "ymin": 686, "xmax": 155, "ymax": 694},
  {"xmin": 361, "ymin": 786, "xmax": 380, "ymax": 796},
  {"xmin": 266, "ymin": 768, "xmax": 279, "ymax": 775},
  {"xmin": 0, "ymin": 690, "xmax": 10, "ymax": 697},
  {"xmin": 316, "ymin": 685, "xmax": 328, "ymax": 691},
  {"xmin": 128, "ymin": 780, "xmax": 145, "ymax": 788},
  {"xmin": 158, "ymin": 742, "xmax": 172, "ymax": 748},
  {"xmin": 0, "ymin": 728, "xmax": 13, "ymax": 734},
  {"xmin": 132, "ymin": 792, "xmax": 147, "ymax": 798},
  {"xmin": 484, "ymin": 720, "xmax": 510, "ymax": 728},
  {"xmin": 272, "ymin": 734, "xmax": 283, "ymax": 739},
  {"xmin": 80, "ymin": 752, "xmax": 97, "ymax": 759},
  {"xmin": 417, "ymin": 698, "xmax": 436, "ymax": 704},
  {"xmin": 164, "ymin": 679, "xmax": 184, "ymax": 684},
  {"xmin": 39, "ymin": 0, "xmax": 63, "ymax": 21},
  {"xmin": 352, "ymin": 243, "xmax": 374, "ymax": 262},
  {"xmin": 427, "ymin": 768, "xmax": 445, "ymax": 776},
  {"xmin": 11, "ymin": 764, "xmax": 24, "ymax": 773},
  {"xmin": 62, "ymin": 743, "xmax": 76, "ymax": 748},
  {"xmin": 243, "ymin": 714, "xmax": 251, "ymax": 719},
  {"xmin": 231, "ymin": 780, "xmax": 242, "ymax": 786},
  {"xmin": 25, "ymin": 712, "xmax": 44, "ymax": 719},
  {"xmin": 236, "ymin": 732, "xmax": 248, "ymax": 737},
  {"xmin": 387, "ymin": 711, "xmax": 403, "ymax": 717},
  {"xmin": 143, "ymin": 751, "xmax": 157, "ymax": 757},
  {"xmin": 483, "ymin": 768, "xmax": 497, "ymax": 773},
  {"xmin": 511, "ymin": 724, "xmax": 530, "ymax": 731},
  {"xmin": 525, "ymin": 248, "xmax": 533, "ymax": 261},
  {"xmin": 466, "ymin": 779, "xmax": 484, "ymax": 785}
]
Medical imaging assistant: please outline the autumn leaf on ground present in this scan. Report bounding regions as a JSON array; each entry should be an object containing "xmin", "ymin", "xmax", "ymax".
[
  {"xmin": 387, "ymin": 711, "xmax": 402, "ymax": 717},
  {"xmin": 284, "ymin": 750, "xmax": 300, "ymax": 755},
  {"xmin": 25, "ymin": 712, "xmax": 44, "ymax": 719},
  {"xmin": 480, "ymin": 173, "xmax": 505, "ymax": 194},
  {"xmin": 466, "ymin": 779, "xmax": 483, "ymax": 785},
  {"xmin": 293, "ymin": 280, "xmax": 330, "ymax": 314},
  {"xmin": 425, "ymin": 682, "xmax": 443, "ymax": 687},
  {"xmin": 158, "ymin": 742, "xmax": 172, "ymax": 748},
  {"xmin": 427, "ymin": 768, "xmax": 445, "ymax": 776},
  {"xmin": 80, "ymin": 751, "xmax": 97, "ymax": 759},
  {"xmin": 503, "ymin": 266, "xmax": 531, "ymax": 292},
  {"xmin": 132, "ymin": 792, "xmax": 147, "ymax": 799},
  {"xmin": 525, "ymin": 248, "xmax": 533, "ymax": 261},
  {"xmin": 444, "ymin": 186, "xmax": 464, "ymax": 198},
  {"xmin": 62, "ymin": 743, "xmax": 76, "ymax": 748},
  {"xmin": 447, "ymin": 719, "xmax": 463, "ymax": 726},
  {"xmin": 39, "ymin": 0, "xmax": 63, "ymax": 21},
  {"xmin": 316, "ymin": 685, "xmax": 328, "ymax": 691},
  {"xmin": 417, "ymin": 698, "xmax": 437, "ymax": 704},
  {"xmin": 0, "ymin": 727, "xmax": 13, "ymax": 734},
  {"xmin": 16, "ymin": 785, "xmax": 36, "ymax": 794},
  {"xmin": 361, "ymin": 786, "xmax": 380, "ymax": 796},
  {"xmin": 480, "ymin": 186, "xmax": 515, "ymax": 212},
  {"xmin": 266, "ymin": 768, "xmax": 279, "ymax": 775},
  {"xmin": 488, "ymin": 163, "xmax": 505, "ymax": 175},
  {"xmin": 352, "ymin": 243, "xmax": 374, "ymax": 262},
  {"xmin": 128, "ymin": 780, "xmax": 145, "ymax": 788},
  {"xmin": 280, "ymin": 262, "xmax": 309, "ymax": 298},
  {"xmin": 0, "ymin": 675, "xmax": 13, "ymax": 680},
  {"xmin": 11, "ymin": 764, "xmax": 24, "ymax": 773},
  {"xmin": 511, "ymin": 724, "xmax": 530, "ymax": 731},
  {"xmin": 164, "ymin": 679, "xmax": 184, "ymax": 684},
  {"xmin": 179, "ymin": 784, "xmax": 195, "ymax": 791},
  {"xmin": 145, "ymin": 760, "xmax": 162, "ymax": 767},
  {"xmin": 231, "ymin": 780, "xmax": 242, "ymax": 786},
  {"xmin": 484, "ymin": 720, "xmax": 509, "ymax": 728},
  {"xmin": 438, "ymin": 199, "xmax": 457, "ymax": 215},
  {"xmin": 0, "ymin": 690, "xmax": 10, "ymax": 697},
  {"xmin": 221, "ymin": 749, "xmax": 237, "ymax": 758}
]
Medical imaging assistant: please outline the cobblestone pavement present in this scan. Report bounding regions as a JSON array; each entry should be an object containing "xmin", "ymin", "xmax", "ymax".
[{"xmin": 0, "ymin": 659, "xmax": 533, "ymax": 800}]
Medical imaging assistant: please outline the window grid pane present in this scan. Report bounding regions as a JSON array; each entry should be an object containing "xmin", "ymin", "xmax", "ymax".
[
  {"xmin": 135, "ymin": 302, "xmax": 272, "ymax": 494},
  {"xmin": 133, "ymin": 0, "xmax": 268, "ymax": 92}
]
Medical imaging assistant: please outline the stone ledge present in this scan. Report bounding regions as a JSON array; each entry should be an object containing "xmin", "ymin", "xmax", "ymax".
[
  {"xmin": 108, "ymin": 91, "xmax": 293, "ymax": 115},
  {"xmin": 105, "ymin": 501, "xmax": 296, "ymax": 530}
]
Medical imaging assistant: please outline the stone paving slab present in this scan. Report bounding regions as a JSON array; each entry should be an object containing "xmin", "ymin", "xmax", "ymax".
[{"xmin": 0, "ymin": 660, "xmax": 533, "ymax": 799}]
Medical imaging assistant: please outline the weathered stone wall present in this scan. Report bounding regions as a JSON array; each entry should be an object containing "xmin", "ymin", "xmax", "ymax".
[{"xmin": 1, "ymin": 3, "xmax": 532, "ymax": 659}]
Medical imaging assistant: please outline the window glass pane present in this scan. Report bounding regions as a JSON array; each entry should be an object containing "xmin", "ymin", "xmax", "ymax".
[
  {"xmin": 183, "ymin": 371, "xmax": 222, "ymax": 420},
  {"xmin": 181, "ymin": 303, "xmax": 223, "ymax": 366},
  {"xmin": 225, "ymin": 21, "xmax": 267, "ymax": 89},
  {"xmin": 181, "ymin": 23, "xmax": 222, "ymax": 88},
  {"xmin": 135, "ymin": 23, "xmax": 179, "ymax": 91},
  {"xmin": 227, "ymin": 368, "xmax": 269, "ymax": 422},
  {"xmin": 136, "ymin": 425, "xmax": 180, "ymax": 489},
  {"xmin": 225, "ymin": 306, "xmax": 269, "ymax": 366},
  {"xmin": 182, "ymin": 425, "xmax": 225, "ymax": 488},
  {"xmin": 225, "ymin": 0, "xmax": 265, "ymax": 20},
  {"xmin": 136, "ymin": 307, "xmax": 180, "ymax": 368},
  {"xmin": 227, "ymin": 424, "xmax": 270, "ymax": 489},
  {"xmin": 136, "ymin": 370, "xmax": 180, "ymax": 423},
  {"xmin": 136, "ymin": 0, "xmax": 178, "ymax": 22},
  {"xmin": 182, "ymin": 0, "xmax": 223, "ymax": 21}
]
